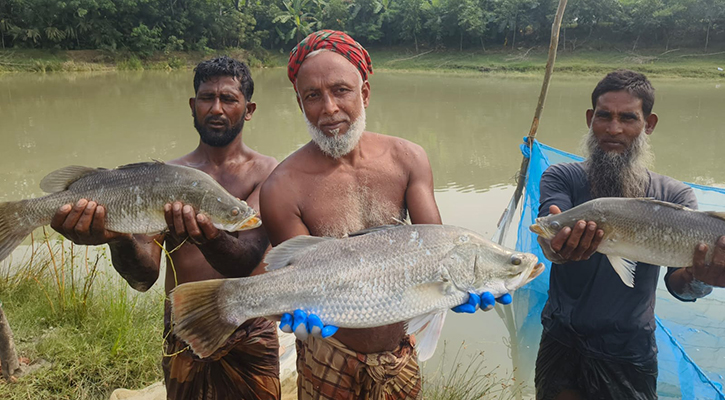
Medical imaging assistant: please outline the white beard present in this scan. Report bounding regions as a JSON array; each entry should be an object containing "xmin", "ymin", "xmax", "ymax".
[
  {"xmin": 582, "ymin": 126, "xmax": 654, "ymax": 199},
  {"xmin": 305, "ymin": 108, "xmax": 366, "ymax": 159}
]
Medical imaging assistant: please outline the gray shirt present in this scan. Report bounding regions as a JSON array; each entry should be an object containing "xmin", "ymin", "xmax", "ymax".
[{"xmin": 538, "ymin": 162, "xmax": 697, "ymax": 364}]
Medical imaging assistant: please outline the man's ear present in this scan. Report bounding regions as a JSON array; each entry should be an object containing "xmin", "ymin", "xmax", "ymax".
[
  {"xmin": 644, "ymin": 113, "xmax": 658, "ymax": 135},
  {"xmin": 189, "ymin": 98, "xmax": 195, "ymax": 115},
  {"xmin": 362, "ymin": 80, "xmax": 371, "ymax": 108},
  {"xmin": 245, "ymin": 102, "xmax": 257, "ymax": 121},
  {"xmin": 585, "ymin": 109, "xmax": 594, "ymax": 128}
]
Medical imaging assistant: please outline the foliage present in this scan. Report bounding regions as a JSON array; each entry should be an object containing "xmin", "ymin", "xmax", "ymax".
[
  {"xmin": 0, "ymin": 232, "xmax": 164, "ymax": 399},
  {"xmin": 1, "ymin": 0, "xmax": 725, "ymax": 54}
]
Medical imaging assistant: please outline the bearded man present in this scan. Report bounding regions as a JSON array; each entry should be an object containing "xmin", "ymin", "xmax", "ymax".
[
  {"xmin": 260, "ymin": 30, "xmax": 512, "ymax": 399},
  {"xmin": 51, "ymin": 56, "xmax": 280, "ymax": 399},
  {"xmin": 533, "ymin": 70, "xmax": 725, "ymax": 400}
]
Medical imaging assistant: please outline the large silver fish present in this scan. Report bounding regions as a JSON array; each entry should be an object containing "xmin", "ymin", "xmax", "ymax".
[
  {"xmin": 530, "ymin": 197, "xmax": 725, "ymax": 288},
  {"xmin": 170, "ymin": 224, "xmax": 544, "ymax": 360},
  {"xmin": 0, "ymin": 162, "xmax": 260, "ymax": 261}
]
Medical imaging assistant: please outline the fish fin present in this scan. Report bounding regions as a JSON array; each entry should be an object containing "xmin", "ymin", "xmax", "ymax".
[
  {"xmin": 39, "ymin": 166, "xmax": 104, "ymax": 193},
  {"xmin": 170, "ymin": 279, "xmax": 242, "ymax": 359},
  {"xmin": 264, "ymin": 235, "xmax": 332, "ymax": 271},
  {"xmin": 115, "ymin": 161, "xmax": 164, "ymax": 170},
  {"xmin": 0, "ymin": 200, "xmax": 35, "ymax": 262},
  {"xmin": 634, "ymin": 198, "xmax": 693, "ymax": 211},
  {"xmin": 606, "ymin": 255, "xmax": 637, "ymax": 288},
  {"xmin": 406, "ymin": 310, "xmax": 447, "ymax": 361},
  {"xmin": 391, "ymin": 217, "xmax": 410, "ymax": 225},
  {"xmin": 704, "ymin": 211, "xmax": 725, "ymax": 222},
  {"xmin": 345, "ymin": 225, "xmax": 399, "ymax": 238}
]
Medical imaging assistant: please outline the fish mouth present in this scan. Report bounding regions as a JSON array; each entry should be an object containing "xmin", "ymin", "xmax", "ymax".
[
  {"xmin": 529, "ymin": 262, "xmax": 545, "ymax": 280},
  {"xmin": 225, "ymin": 215, "xmax": 261, "ymax": 231},
  {"xmin": 236, "ymin": 215, "xmax": 261, "ymax": 231}
]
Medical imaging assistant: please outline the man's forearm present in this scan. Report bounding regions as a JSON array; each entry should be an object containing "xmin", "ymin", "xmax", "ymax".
[
  {"xmin": 108, "ymin": 237, "xmax": 160, "ymax": 292},
  {"xmin": 667, "ymin": 268, "xmax": 713, "ymax": 301},
  {"xmin": 197, "ymin": 230, "xmax": 268, "ymax": 278}
]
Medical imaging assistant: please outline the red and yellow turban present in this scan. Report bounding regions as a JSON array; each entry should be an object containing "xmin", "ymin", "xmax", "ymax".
[{"xmin": 288, "ymin": 30, "xmax": 373, "ymax": 89}]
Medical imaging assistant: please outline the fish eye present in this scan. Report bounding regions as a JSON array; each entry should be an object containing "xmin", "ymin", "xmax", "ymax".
[
  {"xmin": 551, "ymin": 221, "xmax": 560, "ymax": 229},
  {"xmin": 510, "ymin": 255, "xmax": 522, "ymax": 265},
  {"xmin": 230, "ymin": 207, "xmax": 240, "ymax": 216}
]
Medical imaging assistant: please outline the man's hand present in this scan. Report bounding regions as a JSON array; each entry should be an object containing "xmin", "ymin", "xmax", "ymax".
[
  {"xmin": 164, "ymin": 201, "xmax": 220, "ymax": 245},
  {"xmin": 51, "ymin": 199, "xmax": 131, "ymax": 245},
  {"xmin": 280, "ymin": 310, "xmax": 338, "ymax": 340},
  {"xmin": 543, "ymin": 205, "xmax": 605, "ymax": 262},
  {"xmin": 689, "ymin": 236, "xmax": 725, "ymax": 288},
  {"xmin": 451, "ymin": 291, "xmax": 513, "ymax": 313}
]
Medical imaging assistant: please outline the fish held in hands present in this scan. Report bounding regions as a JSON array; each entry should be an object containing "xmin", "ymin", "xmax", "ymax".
[
  {"xmin": 0, "ymin": 162, "xmax": 260, "ymax": 261},
  {"xmin": 530, "ymin": 197, "xmax": 725, "ymax": 288},
  {"xmin": 170, "ymin": 224, "xmax": 544, "ymax": 360}
]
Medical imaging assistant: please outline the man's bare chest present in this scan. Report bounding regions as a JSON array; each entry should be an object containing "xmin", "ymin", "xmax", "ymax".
[{"xmin": 297, "ymin": 170, "xmax": 408, "ymax": 237}]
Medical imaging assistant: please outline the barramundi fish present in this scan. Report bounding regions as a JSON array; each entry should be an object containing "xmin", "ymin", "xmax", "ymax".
[
  {"xmin": 170, "ymin": 224, "xmax": 544, "ymax": 360},
  {"xmin": 0, "ymin": 162, "xmax": 260, "ymax": 261},
  {"xmin": 530, "ymin": 197, "xmax": 725, "ymax": 288}
]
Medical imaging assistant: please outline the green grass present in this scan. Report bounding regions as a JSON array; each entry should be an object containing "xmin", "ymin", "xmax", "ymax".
[
  {"xmin": 421, "ymin": 341, "xmax": 525, "ymax": 400},
  {"xmin": 3, "ymin": 46, "xmax": 725, "ymax": 77},
  {"xmin": 368, "ymin": 47, "xmax": 725, "ymax": 78},
  {"xmin": 0, "ymin": 231, "xmax": 164, "ymax": 400}
]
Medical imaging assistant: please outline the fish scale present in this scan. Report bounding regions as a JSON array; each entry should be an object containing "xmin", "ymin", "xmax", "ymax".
[{"xmin": 170, "ymin": 224, "xmax": 544, "ymax": 359}]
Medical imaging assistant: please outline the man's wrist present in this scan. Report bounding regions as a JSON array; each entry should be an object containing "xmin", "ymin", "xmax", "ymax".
[{"xmin": 679, "ymin": 268, "xmax": 713, "ymax": 300}]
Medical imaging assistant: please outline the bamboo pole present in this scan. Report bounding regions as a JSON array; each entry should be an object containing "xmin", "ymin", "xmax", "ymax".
[{"xmin": 494, "ymin": 1, "xmax": 568, "ymax": 397}]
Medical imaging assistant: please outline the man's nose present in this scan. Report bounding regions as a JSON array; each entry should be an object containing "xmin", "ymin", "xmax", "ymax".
[
  {"xmin": 606, "ymin": 119, "xmax": 624, "ymax": 135},
  {"xmin": 321, "ymin": 93, "xmax": 339, "ymax": 115},
  {"xmin": 210, "ymin": 98, "xmax": 223, "ymax": 115}
]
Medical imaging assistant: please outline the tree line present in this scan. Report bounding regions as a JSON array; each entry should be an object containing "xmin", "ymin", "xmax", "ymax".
[{"xmin": 0, "ymin": 0, "xmax": 724, "ymax": 55}]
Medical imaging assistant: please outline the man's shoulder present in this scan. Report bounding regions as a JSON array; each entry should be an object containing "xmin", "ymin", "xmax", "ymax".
[
  {"xmin": 543, "ymin": 161, "xmax": 586, "ymax": 181},
  {"xmin": 647, "ymin": 170, "xmax": 696, "ymax": 206},
  {"xmin": 369, "ymin": 133, "xmax": 428, "ymax": 166},
  {"xmin": 648, "ymin": 170, "xmax": 690, "ymax": 191}
]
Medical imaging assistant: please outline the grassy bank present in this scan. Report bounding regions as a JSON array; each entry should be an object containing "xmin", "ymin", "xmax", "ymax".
[
  {"xmin": 1, "ymin": 46, "xmax": 725, "ymax": 78},
  {"xmin": 0, "ymin": 232, "xmax": 164, "ymax": 400},
  {"xmin": 0, "ymin": 48, "xmax": 277, "ymax": 73},
  {"xmin": 370, "ymin": 47, "xmax": 725, "ymax": 78}
]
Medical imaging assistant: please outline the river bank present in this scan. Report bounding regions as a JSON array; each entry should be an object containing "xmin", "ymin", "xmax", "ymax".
[{"xmin": 1, "ymin": 47, "xmax": 724, "ymax": 78}]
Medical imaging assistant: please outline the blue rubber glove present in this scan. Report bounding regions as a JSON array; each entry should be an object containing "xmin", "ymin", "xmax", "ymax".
[
  {"xmin": 451, "ymin": 292, "xmax": 513, "ymax": 313},
  {"xmin": 279, "ymin": 309, "xmax": 338, "ymax": 340}
]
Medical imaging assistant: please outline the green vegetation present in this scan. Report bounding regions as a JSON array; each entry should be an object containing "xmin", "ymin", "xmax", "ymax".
[
  {"xmin": 422, "ymin": 342, "xmax": 525, "ymax": 399},
  {"xmin": 371, "ymin": 48, "xmax": 725, "ymax": 78},
  {"xmin": 0, "ymin": 231, "xmax": 164, "ymax": 400},
  {"xmin": 1, "ymin": 0, "xmax": 725, "ymax": 58}
]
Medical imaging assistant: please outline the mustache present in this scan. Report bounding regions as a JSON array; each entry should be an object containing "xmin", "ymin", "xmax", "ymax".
[{"xmin": 205, "ymin": 116, "xmax": 228, "ymax": 125}]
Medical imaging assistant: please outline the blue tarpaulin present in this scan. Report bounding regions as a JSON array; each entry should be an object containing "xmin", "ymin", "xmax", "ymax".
[{"xmin": 513, "ymin": 139, "xmax": 725, "ymax": 400}]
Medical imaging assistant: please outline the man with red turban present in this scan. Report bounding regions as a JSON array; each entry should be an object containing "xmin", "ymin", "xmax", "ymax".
[{"xmin": 261, "ymin": 30, "xmax": 508, "ymax": 399}]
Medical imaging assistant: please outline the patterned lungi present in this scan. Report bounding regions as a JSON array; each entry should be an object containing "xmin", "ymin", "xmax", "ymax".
[
  {"xmin": 296, "ymin": 335, "xmax": 421, "ymax": 400},
  {"xmin": 163, "ymin": 305, "xmax": 281, "ymax": 400}
]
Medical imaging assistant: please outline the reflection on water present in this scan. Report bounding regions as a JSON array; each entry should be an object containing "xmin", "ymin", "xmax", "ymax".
[{"xmin": 1, "ymin": 69, "xmax": 724, "ymax": 396}]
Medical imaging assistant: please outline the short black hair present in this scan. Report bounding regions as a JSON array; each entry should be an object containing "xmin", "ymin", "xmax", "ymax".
[
  {"xmin": 193, "ymin": 56, "xmax": 254, "ymax": 101},
  {"xmin": 591, "ymin": 69, "xmax": 654, "ymax": 116}
]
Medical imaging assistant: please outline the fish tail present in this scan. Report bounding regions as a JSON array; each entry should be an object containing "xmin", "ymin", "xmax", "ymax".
[
  {"xmin": 0, "ymin": 200, "xmax": 34, "ymax": 262},
  {"xmin": 170, "ymin": 279, "xmax": 244, "ymax": 358}
]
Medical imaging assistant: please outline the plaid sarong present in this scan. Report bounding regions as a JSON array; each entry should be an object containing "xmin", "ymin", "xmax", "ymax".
[
  {"xmin": 163, "ymin": 306, "xmax": 281, "ymax": 400},
  {"xmin": 296, "ymin": 335, "xmax": 421, "ymax": 400}
]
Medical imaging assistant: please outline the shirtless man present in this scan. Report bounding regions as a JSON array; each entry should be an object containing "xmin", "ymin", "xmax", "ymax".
[
  {"xmin": 260, "ymin": 30, "xmax": 508, "ymax": 399},
  {"xmin": 50, "ymin": 56, "xmax": 280, "ymax": 400}
]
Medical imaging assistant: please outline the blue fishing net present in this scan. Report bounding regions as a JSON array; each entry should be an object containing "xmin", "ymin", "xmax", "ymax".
[{"xmin": 513, "ymin": 139, "xmax": 725, "ymax": 400}]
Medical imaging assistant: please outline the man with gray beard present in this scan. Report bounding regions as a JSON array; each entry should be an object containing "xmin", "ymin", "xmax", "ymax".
[
  {"xmin": 260, "ymin": 30, "xmax": 511, "ymax": 399},
  {"xmin": 533, "ymin": 70, "xmax": 725, "ymax": 400}
]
